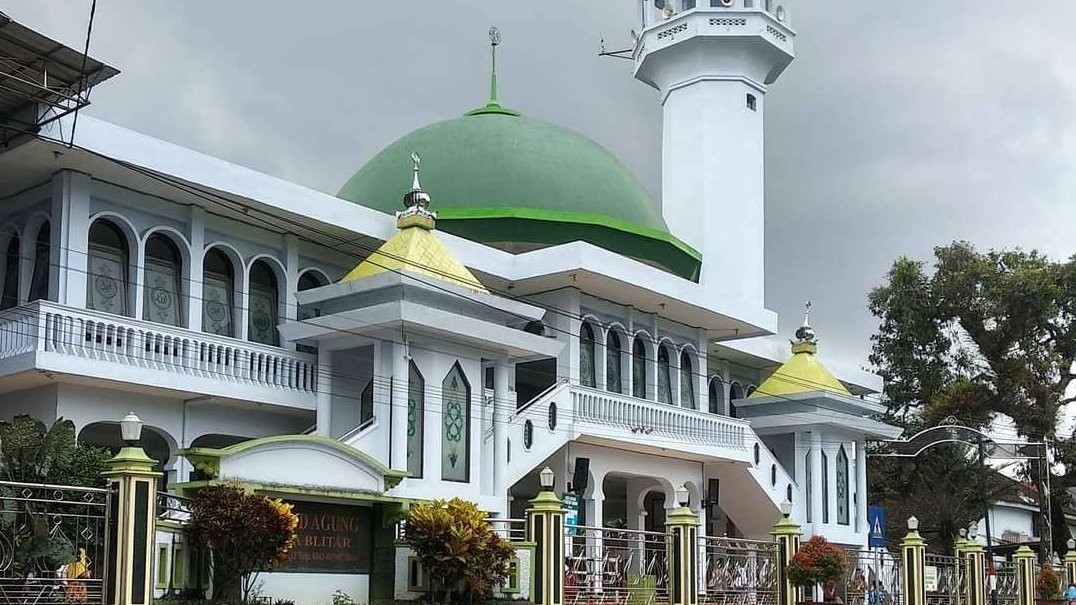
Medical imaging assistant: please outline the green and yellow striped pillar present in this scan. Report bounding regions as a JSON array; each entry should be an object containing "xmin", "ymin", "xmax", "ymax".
[
  {"xmin": 1013, "ymin": 546, "xmax": 1035, "ymax": 605},
  {"xmin": 963, "ymin": 536, "xmax": 987, "ymax": 605},
  {"xmin": 901, "ymin": 517, "xmax": 927, "ymax": 605},
  {"xmin": 103, "ymin": 445, "xmax": 161, "ymax": 605},
  {"xmin": 667, "ymin": 497, "xmax": 699, "ymax": 605},
  {"xmin": 528, "ymin": 470, "xmax": 566, "ymax": 605},
  {"xmin": 771, "ymin": 506, "xmax": 802, "ymax": 605}
]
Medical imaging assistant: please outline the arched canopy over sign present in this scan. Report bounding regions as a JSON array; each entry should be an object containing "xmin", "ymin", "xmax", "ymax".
[{"xmin": 875, "ymin": 417, "xmax": 1040, "ymax": 459}]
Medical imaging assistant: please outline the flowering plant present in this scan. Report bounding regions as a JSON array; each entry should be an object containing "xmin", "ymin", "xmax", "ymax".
[{"xmin": 786, "ymin": 536, "xmax": 847, "ymax": 589}]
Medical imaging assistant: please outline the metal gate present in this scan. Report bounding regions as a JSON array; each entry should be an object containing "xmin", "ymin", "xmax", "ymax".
[
  {"xmin": 924, "ymin": 554, "xmax": 964, "ymax": 605},
  {"xmin": 843, "ymin": 548, "xmax": 904, "ymax": 605},
  {"xmin": 565, "ymin": 525, "xmax": 670, "ymax": 605},
  {"xmin": 0, "ymin": 480, "xmax": 111, "ymax": 605},
  {"xmin": 700, "ymin": 536, "xmax": 778, "ymax": 605}
]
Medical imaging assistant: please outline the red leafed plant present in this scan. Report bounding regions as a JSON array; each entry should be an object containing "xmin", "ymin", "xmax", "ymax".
[{"xmin": 786, "ymin": 535, "xmax": 848, "ymax": 588}]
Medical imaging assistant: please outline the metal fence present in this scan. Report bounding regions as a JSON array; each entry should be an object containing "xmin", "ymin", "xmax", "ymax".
[
  {"xmin": 992, "ymin": 561, "xmax": 1017, "ymax": 605},
  {"xmin": 699, "ymin": 536, "xmax": 778, "ymax": 605},
  {"xmin": 843, "ymin": 549, "xmax": 904, "ymax": 605},
  {"xmin": 0, "ymin": 480, "xmax": 112, "ymax": 605},
  {"xmin": 565, "ymin": 525, "xmax": 670, "ymax": 605},
  {"xmin": 155, "ymin": 491, "xmax": 207, "ymax": 603},
  {"xmin": 924, "ymin": 554, "xmax": 963, "ymax": 605}
]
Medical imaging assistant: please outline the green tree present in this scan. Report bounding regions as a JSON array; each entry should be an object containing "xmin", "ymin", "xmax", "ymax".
[
  {"xmin": 187, "ymin": 484, "xmax": 298, "ymax": 604},
  {"xmin": 868, "ymin": 242, "xmax": 1076, "ymax": 555},
  {"xmin": 404, "ymin": 498, "xmax": 515, "ymax": 605}
]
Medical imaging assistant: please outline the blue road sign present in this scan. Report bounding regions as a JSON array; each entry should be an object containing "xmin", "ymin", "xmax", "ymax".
[{"xmin": 868, "ymin": 506, "xmax": 886, "ymax": 548}]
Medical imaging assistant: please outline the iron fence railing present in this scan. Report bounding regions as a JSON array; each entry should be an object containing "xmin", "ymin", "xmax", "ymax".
[
  {"xmin": 565, "ymin": 524, "xmax": 670, "ymax": 605},
  {"xmin": 0, "ymin": 480, "xmax": 111, "ymax": 605},
  {"xmin": 924, "ymin": 554, "xmax": 963, "ymax": 605},
  {"xmin": 699, "ymin": 536, "xmax": 778, "ymax": 605},
  {"xmin": 843, "ymin": 549, "xmax": 903, "ymax": 605}
]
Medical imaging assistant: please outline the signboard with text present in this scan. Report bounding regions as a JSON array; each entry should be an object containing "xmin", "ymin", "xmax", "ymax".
[{"xmin": 277, "ymin": 501, "xmax": 373, "ymax": 574}]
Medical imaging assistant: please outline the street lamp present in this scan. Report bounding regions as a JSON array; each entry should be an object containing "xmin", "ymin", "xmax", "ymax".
[
  {"xmin": 539, "ymin": 466, "xmax": 555, "ymax": 492},
  {"xmin": 780, "ymin": 500, "xmax": 793, "ymax": 518},
  {"xmin": 907, "ymin": 516, "xmax": 919, "ymax": 531},
  {"xmin": 675, "ymin": 484, "xmax": 690, "ymax": 507},
  {"xmin": 120, "ymin": 413, "xmax": 143, "ymax": 447}
]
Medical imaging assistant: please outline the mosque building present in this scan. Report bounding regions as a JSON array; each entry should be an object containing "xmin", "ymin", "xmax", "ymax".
[{"xmin": 0, "ymin": 1, "xmax": 899, "ymax": 602}]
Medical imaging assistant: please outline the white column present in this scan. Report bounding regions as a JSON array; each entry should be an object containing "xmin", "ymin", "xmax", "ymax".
[
  {"xmin": 493, "ymin": 362, "xmax": 511, "ymax": 504},
  {"xmin": 390, "ymin": 341, "xmax": 409, "ymax": 472},
  {"xmin": 315, "ymin": 350, "xmax": 334, "ymax": 436},
  {"xmin": 186, "ymin": 207, "xmax": 205, "ymax": 331},
  {"xmin": 856, "ymin": 439, "xmax": 868, "ymax": 533},
  {"xmin": 283, "ymin": 234, "xmax": 300, "ymax": 324},
  {"xmin": 809, "ymin": 432, "xmax": 823, "ymax": 529},
  {"xmin": 51, "ymin": 170, "xmax": 90, "ymax": 306}
]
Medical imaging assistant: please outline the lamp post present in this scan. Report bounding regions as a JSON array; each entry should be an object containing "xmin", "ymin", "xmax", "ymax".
[
  {"xmin": 539, "ymin": 466, "xmax": 555, "ymax": 492},
  {"xmin": 103, "ymin": 413, "xmax": 160, "ymax": 605},
  {"xmin": 528, "ymin": 467, "xmax": 565, "ymax": 605}
]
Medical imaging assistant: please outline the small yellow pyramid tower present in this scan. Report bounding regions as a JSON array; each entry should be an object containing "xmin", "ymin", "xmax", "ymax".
[
  {"xmin": 341, "ymin": 152, "xmax": 488, "ymax": 293},
  {"xmin": 750, "ymin": 302, "xmax": 851, "ymax": 399}
]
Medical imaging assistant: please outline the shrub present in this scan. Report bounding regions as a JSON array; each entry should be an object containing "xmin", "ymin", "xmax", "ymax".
[
  {"xmin": 187, "ymin": 484, "xmax": 298, "ymax": 604},
  {"xmin": 404, "ymin": 498, "xmax": 515, "ymax": 604},
  {"xmin": 786, "ymin": 536, "xmax": 848, "ymax": 589},
  {"xmin": 330, "ymin": 590, "xmax": 355, "ymax": 605},
  {"xmin": 1037, "ymin": 564, "xmax": 1062, "ymax": 600}
]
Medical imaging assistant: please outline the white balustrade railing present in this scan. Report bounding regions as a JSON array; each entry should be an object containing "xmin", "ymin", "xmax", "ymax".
[
  {"xmin": 570, "ymin": 384, "xmax": 747, "ymax": 449},
  {"xmin": 0, "ymin": 301, "xmax": 318, "ymax": 396}
]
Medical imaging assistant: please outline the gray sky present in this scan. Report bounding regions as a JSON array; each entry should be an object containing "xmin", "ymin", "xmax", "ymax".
[{"xmin": 8, "ymin": 1, "xmax": 1076, "ymax": 373}]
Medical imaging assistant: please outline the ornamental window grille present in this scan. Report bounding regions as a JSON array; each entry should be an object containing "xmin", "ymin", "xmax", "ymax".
[
  {"xmin": 837, "ymin": 445, "xmax": 850, "ymax": 525},
  {"xmin": 407, "ymin": 361, "xmax": 424, "ymax": 478},
  {"xmin": 296, "ymin": 271, "xmax": 329, "ymax": 354},
  {"xmin": 143, "ymin": 233, "xmax": 183, "ymax": 327},
  {"xmin": 87, "ymin": 219, "xmax": 130, "ymax": 316},
  {"xmin": 580, "ymin": 322, "xmax": 597, "ymax": 388},
  {"xmin": 680, "ymin": 350, "xmax": 696, "ymax": 408},
  {"xmin": 247, "ymin": 260, "xmax": 280, "ymax": 346},
  {"xmin": 633, "ymin": 336, "xmax": 647, "ymax": 399},
  {"xmin": 607, "ymin": 331, "xmax": 623, "ymax": 393},
  {"xmin": 29, "ymin": 222, "xmax": 50, "ymax": 302},
  {"xmin": 202, "ymin": 248, "xmax": 235, "ymax": 337},
  {"xmin": 708, "ymin": 377, "xmax": 724, "ymax": 415},
  {"xmin": 657, "ymin": 346, "xmax": 673, "ymax": 404},
  {"xmin": 1, "ymin": 233, "xmax": 18, "ymax": 309},
  {"xmin": 441, "ymin": 363, "xmax": 471, "ymax": 482}
]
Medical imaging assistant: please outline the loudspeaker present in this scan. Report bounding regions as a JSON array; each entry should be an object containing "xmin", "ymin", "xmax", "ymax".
[{"xmin": 571, "ymin": 457, "xmax": 590, "ymax": 494}]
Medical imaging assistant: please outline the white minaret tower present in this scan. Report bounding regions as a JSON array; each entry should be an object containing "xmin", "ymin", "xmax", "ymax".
[{"xmin": 634, "ymin": 0, "xmax": 794, "ymax": 310}]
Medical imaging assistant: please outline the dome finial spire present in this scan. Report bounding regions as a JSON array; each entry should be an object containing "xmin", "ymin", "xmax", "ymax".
[
  {"xmin": 399, "ymin": 151, "xmax": 435, "ymax": 230},
  {"xmin": 791, "ymin": 300, "xmax": 818, "ymax": 353},
  {"xmin": 488, "ymin": 27, "xmax": 502, "ymax": 108}
]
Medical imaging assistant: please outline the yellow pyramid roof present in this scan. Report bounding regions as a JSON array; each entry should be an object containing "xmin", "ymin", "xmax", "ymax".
[
  {"xmin": 340, "ymin": 223, "xmax": 488, "ymax": 293},
  {"xmin": 750, "ymin": 308, "xmax": 851, "ymax": 399}
]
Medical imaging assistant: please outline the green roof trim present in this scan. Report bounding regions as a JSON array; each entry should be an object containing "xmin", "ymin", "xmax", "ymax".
[
  {"xmin": 337, "ymin": 110, "xmax": 699, "ymax": 279},
  {"xmin": 436, "ymin": 206, "xmax": 701, "ymax": 280}
]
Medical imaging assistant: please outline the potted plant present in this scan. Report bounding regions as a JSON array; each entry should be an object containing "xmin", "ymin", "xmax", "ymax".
[
  {"xmin": 787, "ymin": 536, "xmax": 848, "ymax": 605},
  {"xmin": 1036, "ymin": 564, "xmax": 1064, "ymax": 605}
]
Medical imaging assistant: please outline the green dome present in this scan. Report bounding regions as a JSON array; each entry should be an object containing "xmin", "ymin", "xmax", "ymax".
[{"xmin": 337, "ymin": 105, "xmax": 700, "ymax": 280}]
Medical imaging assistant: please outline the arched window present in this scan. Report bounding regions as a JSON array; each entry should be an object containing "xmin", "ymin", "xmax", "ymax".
[
  {"xmin": 143, "ymin": 234, "xmax": 183, "ymax": 326},
  {"xmin": 202, "ymin": 248, "xmax": 235, "ymax": 337},
  {"xmin": 632, "ymin": 336, "xmax": 647, "ymax": 399},
  {"xmin": 297, "ymin": 271, "xmax": 328, "ymax": 321},
  {"xmin": 657, "ymin": 345, "xmax": 673, "ymax": 404},
  {"xmin": 1, "ymin": 233, "xmax": 19, "ymax": 309},
  {"xmin": 29, "ymin": 222, "xmax": 50, "ymax": 302},
  {"xmin": 87, "ymin": 220, "xmax": 130, "ymax": 316},
  {"xmin": 680, "ymin": 350, "xmax": 696, "ymax": 409},
  {"xmin": 805, "ymin": 450, "xmax": 812, "ymax": 522},
  {"xmin": 682, "ymin": 0, "xmax": 696, "ymax": 9},
  {"xmin": 580, "ymin": 322, "xmax": 596, "ymax": 388},
  {"xmin": 708, "ymin": 377, "xmax": 724, "ymax": 415},
  {"xmin": 442, "ymin": 363, "xmax": 470, "ymax": 482},
  {"xmin": 247, "ymin": 260, "xmax": 280, "ymax": 346},
  {"xmin": 729, "ymin": 382, "xmax": 745, "ymax": 418},
  {"xmin": 764, "ymin": 0, "xmax": 772, "ymax": 11},
  {"xmin": 837, "ymin": 446, "xmax": 849, "ymax": 525},
  {"xmin": 607, "ymin": 332, "xmax": 623, "ymax": 394},
  {"xmin": 407, "ymin": 361, "xmax": 424, "ymax": 478}
]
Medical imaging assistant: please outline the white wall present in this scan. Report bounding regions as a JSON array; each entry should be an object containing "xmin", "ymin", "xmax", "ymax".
[{"xmin": 258, "ymin": 572, "xmax": 367, "ymax": 605}]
